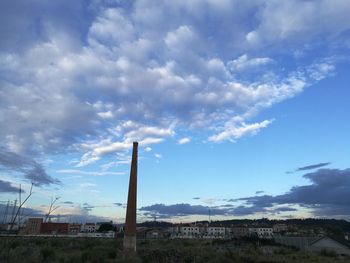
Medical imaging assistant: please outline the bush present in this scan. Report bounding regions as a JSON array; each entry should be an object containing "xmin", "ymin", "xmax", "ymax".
[
  {"xmin": 115, "ymin": 257, "xmax": 142, "ymax": 263},
  {"xmin": 320, "ymin": 248, "xmax": 337, "ymax": 257},
  {"xmin": 107, "ymin": 249, "xmax": 117, "ymax": 259},
  {"xmin": 274, "ymin": 247, "xmax": 292, "ymax": 255},
  {"xmin": 41, "ymin": 246, "xmax": 56, "ymax": 261}
]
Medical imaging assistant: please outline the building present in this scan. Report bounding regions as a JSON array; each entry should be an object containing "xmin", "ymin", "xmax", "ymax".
[
  {"xmin": 180, "ymin": 225, "xmax": 201, "ymax": 238},
  {"xmin": 274, "ymin": 236, "xmax": 315, "ymax": 250},
  {"xmin": 144, "ymin": 228, "xmax": 170, "ymax": 239},
  {"xmin": 22, "ymin": 218, "xmax": 68, "ymax": 235},
  {"xmin": 68, "ymin": 223, "xmax": 82, "ymax": 234},
  {"xmin": 273, "ymin": 224, "xmax": 288, "ymax": 233},
  {"xmin": 170, "ymin": 224, "xmax": 208, "ymax": 239},
  {"xmin": 308, "ymin": 236, "xmax": 350, "ymax": 256},
  {"xmin": 22, "ymin": 218, "xmax": 43, "ymax": 235},
  {"xmin": 275, "ymin": 235, "xmax": 350, "ymax": 256},
  {"xmin": 81, "ymin": 223, "xmax": 97, "ymax": 233},
  {"xmin": 231, "ymin": 227, "xmax": 250, "ymax": 238},
  {"xmin": 205, "ymin": 226, "xmax": 226, "ymax": 239},
  {"xmin": 249, "ymin": 227, "xmax": 273, "ymax": 239},
  {"xmin": 41, "ymin": 222, "xmax": 69, "ymax": 235},
  {"xmin": 169, "ymin": 225, "xmax": 180, "ymax": 237}
]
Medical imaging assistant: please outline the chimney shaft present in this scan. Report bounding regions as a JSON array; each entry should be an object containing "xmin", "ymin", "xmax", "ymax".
[{"xmin": 123, "ymin": 142, "xmax": 138, "ymax": 254}]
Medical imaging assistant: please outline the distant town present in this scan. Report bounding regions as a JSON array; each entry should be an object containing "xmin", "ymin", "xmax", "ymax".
[{"xmin": 2, "ymin": 217, "xmax": 350, "ymax": 256}]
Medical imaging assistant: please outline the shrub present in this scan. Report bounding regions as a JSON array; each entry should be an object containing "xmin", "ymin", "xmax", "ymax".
[
  {"xmin": 320, "ymin": 248, "xmax": 337, "ymax": 257},
  {"xmin": 108, "ymin": 249, "xmax": 117, "ymax": 259},
  {"xmin": 41, "ymin": 246, "xmax": 56, "ymax": 262}
]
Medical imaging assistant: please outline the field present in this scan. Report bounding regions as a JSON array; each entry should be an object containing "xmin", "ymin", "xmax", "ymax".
[{"xmin": 1, "ymin": 237, "xmax": 350, "ymax": 263}]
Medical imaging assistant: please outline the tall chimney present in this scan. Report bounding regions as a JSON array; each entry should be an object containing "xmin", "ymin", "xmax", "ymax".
[{"xmin": 123, "ymin": 141, "xmax": 138, "ymax": 254}]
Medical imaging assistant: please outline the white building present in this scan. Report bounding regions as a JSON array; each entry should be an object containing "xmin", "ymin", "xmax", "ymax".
[
  {"xmin": 249, "ymin": 227, "xmax": 273, "ymax": 239},
  {"xmin": 81, "ymin": 223, "xmax": 97, "ymax": 233},
  {"xmin": 205, "ymin": 227, "xmax": 226, "ymax": 238},
  {"xmin": 180, "ymin": 226, "xmax": 200, "ymax": 238},
  {"xmin": 231, "ymin": 227, "xmax": 249, "ymax": 238},
  {"xmin": 273, "ymin": 224, "xmax": 288, "ymax": 233}
]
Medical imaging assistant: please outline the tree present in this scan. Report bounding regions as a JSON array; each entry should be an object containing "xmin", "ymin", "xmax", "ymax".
[
  {"xmin": 10, "ymin": 183, "xmax": 33, "ymax": 230},
  {"xmin": 98, "ymin": 223, "xmax": 116, "ymax": 232},
  {"xmin": 45, "ymin": 196, "xmax": 60, "ymax": 222}
]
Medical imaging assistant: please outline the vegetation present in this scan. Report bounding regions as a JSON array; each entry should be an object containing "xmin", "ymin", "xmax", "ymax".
[
  {"xmin": 0, "ymin": 237, "xmax": 349, "ymax": 263},
  {"xmin": 98, "ymin": 223, "xmax": 116, "ymax": 233}
]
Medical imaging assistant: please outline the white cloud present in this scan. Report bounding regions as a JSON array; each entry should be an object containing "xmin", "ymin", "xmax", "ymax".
[
  {"xmin": 165, "ymin": 25, "xmax": 196, "ymax": 50},
  {"xmin": 74, "ymin": 121, "xmax": 173, "ymax": 166},
  {"xmin": 208, "ymin": 119, "xmax": 274, "ymax": 143},
  {"xmin": 89, "ymin": 8, "xmax": 135, "ymax": 45},
  {"xmin": 97, "ymin": 111, "xmax": 114, "ymax": 119},
  {"xmin": 178, "ymin": 137, "xmax": 191, "ymax": 145},
  {"xmin": 76, "ymin": 141, "xmax": 131, "ymax": 167},
  {"xmin": 80, "ymin": 182, "xmax": 97, "ymax": 188},
  {"xmin": 154, "ymin": 153, "xmax": 162, "ymax": 159},
  {"xmin": 246, "ymin": 0, "xmax": 350, "ymax": 48},
  {"xmin": 144, "ymin": 147, "xmax": 152, "ymax": 152},
  {"xmin": 0, "ymin": 0, "xmax": 347, "ymax": 162},
  {"xmin": 124, "ymin": 126, "xmax": 175, "ymax": 142},
  {"xmin": 57, "ymin": 169, "xmax": 125, "ymax": 176},
  {"xmin": 228, "ymin": 54, "xmax": 273, "ymax": 71},
  {"xmin": 307, "ymin": 62, "xmax": 335, "ymax": 81}
]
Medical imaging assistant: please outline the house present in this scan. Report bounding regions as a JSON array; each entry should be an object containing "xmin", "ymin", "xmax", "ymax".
[
  {"xmin": 68, "ymin": 223, "xmax": 82, "ymax": 234},
  {"xmin": 308, "ymin": 236, "xmax": 350, "ymax": 256},
  {"xmin": 249, "ymin": 227, "xmax": 273, "ymax": 239},
  {"xmin": 41, "ymin": 222, "xmax": 69, "ymax": 235},
  {"xmin": 180, "ymin": 225, "xmax": 200, "ymax": 238},
  {"xmin": 22, "ymin": 218, "xmax": 43, "ymax": 235},
  {"xmin": 144, "ymin": 228, "xmax": 170, "ymax": 239},
  {"xmin": 205, "ymin": 226, "xmax": 226, "ymax": 239},
  {"xmin": 275, "ymin": 235, "xmax": 350, "ymax": 255},
  {"xmin": 231, "ymin": 227, "xmax": 249, "ymax": 238},
  {"xmin": 273, "ymin": 224, "xmax": 288, "ymax": 233},
  {"xmin": 81, "ymin": 223, "xmax": 97, "ymax": 233},
  {"xmin": 22, "ymin": 218, "xmax": 68, "ymax": 235},
  {"xmin": 274, "ymin": 236, "xmax": 316, "ymax": 250}
]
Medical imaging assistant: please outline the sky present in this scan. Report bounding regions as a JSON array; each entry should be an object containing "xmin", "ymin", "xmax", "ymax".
[{"xmin": 0, "ymin": 0, "xmax": 350, "ymax": 223}]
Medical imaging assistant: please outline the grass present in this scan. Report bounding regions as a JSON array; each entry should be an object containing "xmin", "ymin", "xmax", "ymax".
[{"xmin": 0, "ymin": 237, "xmax": 349, "ymax": 263}]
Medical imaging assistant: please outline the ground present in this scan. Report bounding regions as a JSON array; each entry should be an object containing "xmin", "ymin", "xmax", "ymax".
[{"xmin": 1, "ymin": 237, "xmax": 350, "ymax": 263}]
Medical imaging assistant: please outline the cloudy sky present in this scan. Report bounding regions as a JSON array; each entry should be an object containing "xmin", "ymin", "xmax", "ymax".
[{"xmin": 0, "ymin": 0, "xmax": 350, "ymax": 223}]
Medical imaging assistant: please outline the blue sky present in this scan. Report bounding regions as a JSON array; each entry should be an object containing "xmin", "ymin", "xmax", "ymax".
[{"xmin": 0, "ymin": 0, "xmax": 350, "ymax": 223}]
